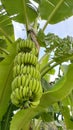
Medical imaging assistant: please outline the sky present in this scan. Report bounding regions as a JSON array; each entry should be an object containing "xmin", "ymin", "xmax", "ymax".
[
  {"xmin": 13, "ymin": 16, "xmax": 73, "ymax": 39},
  {"xmin": 40, "ymin": 16, "xmax": 73, "ymax": 38}
]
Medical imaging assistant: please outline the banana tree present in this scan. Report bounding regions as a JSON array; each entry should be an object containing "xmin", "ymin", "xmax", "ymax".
[{"xmin": 0, "ymin": 0, "xmax": 73, "ymax": 130}]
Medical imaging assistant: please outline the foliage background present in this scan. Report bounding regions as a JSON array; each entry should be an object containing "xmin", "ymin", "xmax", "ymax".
[{"xmin": 0, "ymin": 0, "xmax": 73, "ymax": 130}]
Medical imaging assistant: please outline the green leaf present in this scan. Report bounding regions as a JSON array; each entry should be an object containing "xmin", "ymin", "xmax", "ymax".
[
  {"xmin": 0, "ymin": 4, "xmax": 14, "ymax": 40},
  {"xmin": 1, "ymin": 0, "xmax": 37, "ymax": 24},
  {"xmin": 45, "ymin": 33, "xmax": 62, "ymax": 53},
  {"xmin": 60, "ymin": 64, "xmax": 68, "ymax": 74},
  {"xmin": 0, "ymin": 38, "xmax": 7, "ymax": 49},
  {"xmin": 0, "ymin": 56, "xmax": 4, "ymax": 62},
  {"xmin": 69, "ymin": 90, "xmax": 73, "ymax": 107},
  {"xmin": 45, "ymin": 34, "xmax": 73, "ymax": 64},
  {"xmin": 39, "ymin": 63, "xmax": 73, "ymax": 109},
  {"xmin": 62, "ymin": 96, "xmax": 71, "ymax": 106},
  {"xmin": 39, "ymin": 0, "xmax": 73, "ymax": 24},
  {"xmin": 39, "ymin": 53, "xmax": 49, "ymax": 71},
  {"xmin": 41, "ymin": 111, "xmax": 53, "ymax": 122},
  {"xmin": 33, "ymin": 0, "xmax": 39, "ymax": 3},
  {"xmin": 37, "ymin": 30, "xmax": 46, "ymax": 47},
  {"xmin": 0, "ymin": 38, "xmax": 9, "ymax": 57},
  {"xmin": 1, "ymin": 104, "xmax": 15, "ymax": 130},
  {"xmin": 41, "ymin": 78, "xmax": 51, "ymax": 92},
  {"xmin": 54, "ymin": 53, "xmax": 73, "ymax": 63},
  {"xmin": 61, "ymin": 106, "xmax": 73, "ymax": 129},
  {"xmin": 10, "ymin": 108, "xmax": 36, "ymax": 130},
  {"xmin": 0, "ymin": 43, "xmax": 16, "ymax": 121}
]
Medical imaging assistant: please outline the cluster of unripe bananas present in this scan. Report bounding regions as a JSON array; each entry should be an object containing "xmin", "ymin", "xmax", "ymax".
[{"xmin": 11, "ymin": 39, "xmax": 42, "ymax": 108}]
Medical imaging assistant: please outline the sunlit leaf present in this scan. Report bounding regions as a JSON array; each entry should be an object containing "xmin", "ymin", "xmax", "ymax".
[
  {"xmin": 39, "ymin": 64, "xmax": 73, "ymax": 109},
  {"xmin": 0, "ymin": 4, "xmax": 14, "ymax": 40},
  {"xmin": 10, "ymin": 109, "xmax": 36, "ymax": 130},
  {"xmin": 37, "ymin": 30, "xmax": 46, "ymax": 47},
  {"xmin": 39, "ymin": 53, "xmax": 49, "ymax": 70},
  {"xmin": 39, "ymin": 0, "xmax": 73, "ymax": 24},
  {"xmin": 41, "ymin": 78, "xmax": 51, "ymax": 91},
  {"xmin": 0, "ymin": 43, "xmax": 16, "ymax": 120},
  {"xmin": 1, "ymin": 0, "xmax": 37, "ymax": 24},
  {"xmin": 61, "ymin": 106, "xmax": 73, "ymax": 129}
]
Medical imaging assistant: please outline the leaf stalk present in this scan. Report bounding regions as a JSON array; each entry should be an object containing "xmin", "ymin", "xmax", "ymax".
[
  {"xmin": 22, "ymin": 0, "xmax": 29, "ymax": 34},
  {"xmin": 41, "ymin": 62, "xmax": 58, "ymax": 77}
]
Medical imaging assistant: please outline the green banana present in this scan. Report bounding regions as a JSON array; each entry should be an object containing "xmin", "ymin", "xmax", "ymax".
[
  {"xmin": 23, "ymin": 66, "xmax": 27, "ymax": 74},
  {"xmin": 17, "ymin": 53, "xmax": 22, "ymax": 64},
  {"xmin": 22, "ymin": 75, "xmax": 26, "ymax": 86},
  {"xmin": 11, "ymin": 93, "xmax": 19, "ymax": 106},
  {"xmin": 11, "ymin": 39, "xmax": 42, "ymax": 108},
  {"xmin": 13, "ymin": 65, "xmax": 17, "ymax": 78},
  {"xmin": 30, "ymin": 66, "xmax": 34, "ymax": 76},
  {"xmin": 12, "ymin": 77, "xmax": 18, "ymax": 90},
  {"xmin": 23, "ymin": 86, "xmax": 28, "ymax": 97},
  {"xmin": 17, "ymin": 76, "xmax": 22, "ymax": 88},
  {"xmin": 32, "ymin": 47, "xmax": 38, "ymax": 56},
  {"xmin": 25, "ymin": 53, "xmax": 28, "ymax": 63},
  {"xmin": 27, "ymin": 66, "xmax": 30, "ymax": 74},
  {"xmin": 19, "ymin": 86, "xmax": 23, "ymax": 99},
  {"xmin": 14, "ymin": 88, "xmax": 21, "ymax": 100},
  {"xmin": 34, "ymin": 81, "xmax": 40, "ymax": 93},
  {"xmin": 30, "ymin": 100, "xmax": 40, "ymax": 108}
]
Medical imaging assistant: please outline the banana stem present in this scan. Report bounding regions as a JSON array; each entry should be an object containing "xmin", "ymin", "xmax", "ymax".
[{"xmin": 28, "ymin": 29, "xmax": 40, "ymax": 52}]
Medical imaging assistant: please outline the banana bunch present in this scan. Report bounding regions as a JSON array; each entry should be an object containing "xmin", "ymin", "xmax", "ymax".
[{"xmin": 11, "ymin": 39, "xmax": 42, "ymax": 108}]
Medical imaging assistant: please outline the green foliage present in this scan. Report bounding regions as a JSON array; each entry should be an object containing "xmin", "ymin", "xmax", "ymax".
[
  {"xmin": 41, "ymin": 78, "xmax": 51, "ymax": 92},
  {"xmin": 39, "ymin": 0, "xmax": 73, "ymax": 24},
  {"xmin": 10, "ymin": 108, "xmax": 36, "ymax": 130},
  {"xmin": 1, "ymin": 104, "xmax": 15, "ymax": 130},
  {"xmin": 37, "ymin": 30, "xmax": 46, "ymax": 47},
  {"xmin": 0, "ymin": 38, "xmax": 7, "ymax": 49},
  {"xmin": 59, "ymin": 103, "xmax": 73, "ymax": 130},
  {"xmin": 40, "ymin": 111, "xmax": 54, "ymax": 122},
  {"xmin": 0, "ymin": 0, "xmax": 73, "ymax": 130},
  {"xmin": 0, "ymin": 4, "xmax": 14, "ymax": 41},
  {"xmin": 1, "ymin": 0, "xmax": 37, "ymax": 24},
  {"xmin": 40, "ymin": 64, "xmax": 73, "ymax": 108},
  {"xmin": 45, "ymin": 33, "xmax": 73, "ymax": 64},
  {"xmin": 0, "ymin": 42, "xmax": 16, "ymax": 121},
  {"xmin": 0, "ymin": 38, "xmax": 8, "ymax": 61}
]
